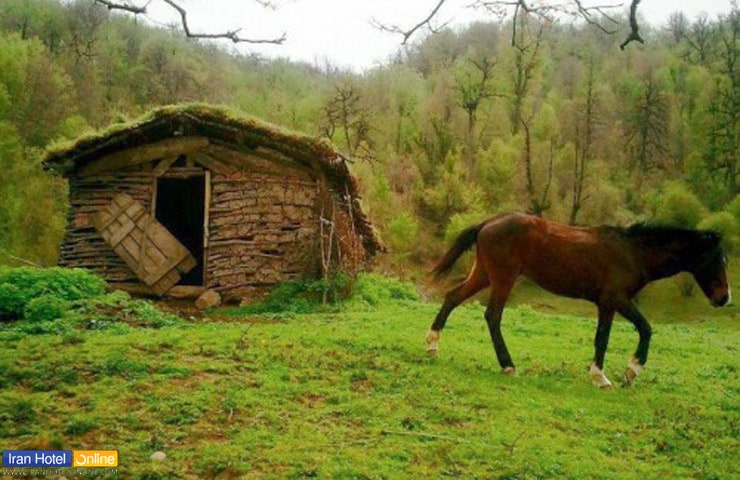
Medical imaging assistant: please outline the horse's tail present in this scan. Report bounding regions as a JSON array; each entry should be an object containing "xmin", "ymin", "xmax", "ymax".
[{"xmin": 431, "ymin": 223, "xmax": 483, "ymax": 279}]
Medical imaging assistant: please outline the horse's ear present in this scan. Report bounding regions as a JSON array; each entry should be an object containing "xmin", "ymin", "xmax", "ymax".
[{"xmin": 702, "ymin": 231, "xmax": 722, "ymax": 247}]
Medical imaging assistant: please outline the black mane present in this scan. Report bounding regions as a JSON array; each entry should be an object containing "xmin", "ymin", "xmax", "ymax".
[{"xmin": 618, "ymin": 222, "xmax": 724, "ymax": 259}]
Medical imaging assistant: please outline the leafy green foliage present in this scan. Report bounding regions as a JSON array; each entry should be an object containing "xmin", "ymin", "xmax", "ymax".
[
  {"xmin": 0, "ymin": 267, "xmax": 105, "ymax": 319},
  {"xmin": 0, "ymin": 267, "xmax": 180, "ymax": 333},
  {"xmin": 726, "ymin": 195, "xmax": 740, "ymax": 223},
  {"xmin": 343, "ymin": 272, "xmax": 420, "ymax": 307},
  {"xmin": 23, "ymin": 294, "xmax": 68, "ymax": 323},
  {"xmin": 224, "ymin": 273, "xmax": 419, "ymax": 317},
  {"xmin": 651, "ymin": 182, "xmax": 706, "ymax": 228},
  {"xmin": 386, "ymin": 211, "xmax": 419, "ymax": 255},
  {"xmin": 67, "ymin": 291, "xmax": 181, "ymax": 330},
  {"xmin": 228, "ymin": 274, "xmax": 352, "ymax": 316}
]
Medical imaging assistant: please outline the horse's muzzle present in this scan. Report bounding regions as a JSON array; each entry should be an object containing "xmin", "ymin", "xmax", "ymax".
[{"xmin": 711, "ymin": 293, "xmax": 730, "ymax": 307}]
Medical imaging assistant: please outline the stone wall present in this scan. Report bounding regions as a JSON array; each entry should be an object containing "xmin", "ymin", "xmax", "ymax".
[{"xmin": 206, "ymin": 171, "xmax": 321, "ymax": 298}]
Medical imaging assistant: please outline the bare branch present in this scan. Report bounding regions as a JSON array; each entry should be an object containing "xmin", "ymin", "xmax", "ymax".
[
  {"xmin": 93, "ymin": 0, "xmax": 286, "ymax": 44},
  {"xmin": 474, "ymin": 0, "xmax": 626, "ymax": 46},
  {"xmin": 619, "ymin": 0, "xmax": 644, "ymax": 49},
  {"xmin": 161, "ymin": 0, "xmax": 285, "ymax": 44},
  {"xmin": 573, "ymin": 0, "xmax": 620, "ymax": 34},
  {"xmin": 371, "ymin": 0, "xmax": 449, "ymax": 45},
  {"xmin": 93, "ymin": 0, "xmax": 147, "ymax": 14}
]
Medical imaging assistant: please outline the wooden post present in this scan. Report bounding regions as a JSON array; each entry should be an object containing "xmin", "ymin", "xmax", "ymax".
[{"xmin": 203, "ymin": 169, "xmax": 211, "ymax": 287}]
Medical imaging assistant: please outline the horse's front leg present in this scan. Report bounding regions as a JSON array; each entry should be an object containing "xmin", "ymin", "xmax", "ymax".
[
  {"xmin": 590, "ymin": 305, "xmax": 615, "ymax": 388},
  {"xmin": 617, "ymin": 301, "xmax": 653, "ymax": 386}
]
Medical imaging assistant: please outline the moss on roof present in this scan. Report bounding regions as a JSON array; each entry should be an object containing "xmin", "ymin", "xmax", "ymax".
[
  {"xmin": 43, "ymin": 103, "xmax": 383, "ymax": 255},
  {"xmin": 44, "ymin": 103, "xmax": 338, "ymax": 172}
]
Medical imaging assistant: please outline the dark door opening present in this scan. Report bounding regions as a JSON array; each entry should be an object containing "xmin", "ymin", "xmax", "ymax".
[{"xmin": 155, "ymin": 176, "xmax": 205, "ymax": 286}]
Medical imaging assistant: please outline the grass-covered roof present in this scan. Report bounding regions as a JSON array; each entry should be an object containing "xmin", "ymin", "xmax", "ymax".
[{"xmin": 43, "ymin": 103, "xmax": 382, "ymax": 255}]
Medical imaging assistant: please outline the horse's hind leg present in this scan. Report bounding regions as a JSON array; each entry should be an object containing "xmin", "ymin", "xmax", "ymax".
[
  {"xmin": 427, "ymin": 261, "xmax": 488, "ymax": 355},
  {"xmin": 484, "ymin": 274, "xmax": 517, "ymax": 374}
]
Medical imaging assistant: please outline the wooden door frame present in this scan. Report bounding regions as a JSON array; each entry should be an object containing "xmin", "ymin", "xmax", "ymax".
[{"xmin": 151, "ymin": 162, "xmax": 210, "ymax": 288}]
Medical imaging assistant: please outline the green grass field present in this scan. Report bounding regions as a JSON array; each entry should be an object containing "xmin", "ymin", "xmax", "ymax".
[{"xmin": 1, "ymin": 292, "xmax": 737, "ymax": 479}]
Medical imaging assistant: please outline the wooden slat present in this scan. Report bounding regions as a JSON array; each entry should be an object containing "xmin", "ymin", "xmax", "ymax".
[
  {"xmin": 108, "ymin": 218, "xmax": 137, "ymax": 247},
  {"xmin": 151, "ymin": 269, "xmax": 181, "ymax": 296},
  {"xmin": 79, "ymin": 137, "xmax": 209, "ymax": 177}
]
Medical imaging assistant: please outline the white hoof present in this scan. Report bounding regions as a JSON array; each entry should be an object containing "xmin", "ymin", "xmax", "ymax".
[
  {"xmin": 590, "ymin": 363, "xmax": 613, "ymax": 388},
  {"xmin": 502, "ymin": 366, "xmax": 516, "ymax": 376},
  {"xmin": 426, "ymin": 330, "xmax": 440, "ymax": 356}
]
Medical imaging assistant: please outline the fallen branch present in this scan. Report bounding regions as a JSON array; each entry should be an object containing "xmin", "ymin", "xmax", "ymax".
[{"xmin": 0, "ymin": 250, "xmax": 44, "ymax": 268}]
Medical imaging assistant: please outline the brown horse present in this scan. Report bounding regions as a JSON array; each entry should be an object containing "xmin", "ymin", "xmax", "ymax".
[{"xmin": 427, "ymin": 213, "xmax": 731, "ymax": 387}]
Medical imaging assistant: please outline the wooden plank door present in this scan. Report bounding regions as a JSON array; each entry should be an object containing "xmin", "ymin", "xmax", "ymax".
[{"xmin": 92, "ymin": 193, "xmax": 197, "ymax": 295}]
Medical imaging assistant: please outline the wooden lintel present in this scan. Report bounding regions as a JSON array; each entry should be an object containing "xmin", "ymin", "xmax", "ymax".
[
  {"xmin": 190, "ymin": 152, "xmax": 237, "ymax": 175},
  {"xmin": 153, "ymin": 155, "xmax": 180, "ymax": 177},
  {"xmin": 79, "ymin": 136, "xmax": 210, "ymax": 177}
]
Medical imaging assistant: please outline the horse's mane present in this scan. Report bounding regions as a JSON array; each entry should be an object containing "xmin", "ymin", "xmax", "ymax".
[{"xmin": 616, "ymin": 222, "xmax": 724, "ymax": 257}]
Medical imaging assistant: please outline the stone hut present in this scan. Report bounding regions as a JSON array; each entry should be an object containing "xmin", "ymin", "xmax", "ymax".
[{"xmin": 44, "ymin": 104, "xmax": 381, "ymax": 300}]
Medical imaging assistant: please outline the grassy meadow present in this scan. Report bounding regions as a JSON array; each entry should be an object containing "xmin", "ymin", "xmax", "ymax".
[{"xmin": 0, "ymin": 278, "xmax": 737, "ymax": 480}]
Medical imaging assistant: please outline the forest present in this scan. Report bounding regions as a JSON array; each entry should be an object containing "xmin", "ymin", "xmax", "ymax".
[{"xmin": 0, "ymin": 0, "xmax": 737, "ymax": 270}]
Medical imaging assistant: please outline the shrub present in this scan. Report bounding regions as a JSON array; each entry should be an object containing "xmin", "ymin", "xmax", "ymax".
[
  {"xmin": 387, "ymin": 212, "xmax": 419, "ymax": 255},
  {"xmin": 226, "ymin": 273, "xmax": 420, "ymax": 316},
  {"xmin": 0, "ymin": 267, "xmax": 106, "ymax": 318},
  {"xmin": 725, "ymin": 195, "xmax": 740, "ymax": 223},
  {"xmin": 24, "ymin": 295, "xmax": 69, "ymax": 323},
  {"xmin": 345, "ymin": 273, "xmax": 420, "ymax": 307},
  {"xmin": 232, "ymin": 274, "xmax": 352, "ymax": 315},
  {"xmin": 651, "ymin": 182, "xmax": 706, "ymax": 228}
]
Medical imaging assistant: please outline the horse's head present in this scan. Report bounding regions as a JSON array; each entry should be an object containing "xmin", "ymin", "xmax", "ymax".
[{"xmin": 692, "ymin": 232, "xmax": 730, "ymax": 307}]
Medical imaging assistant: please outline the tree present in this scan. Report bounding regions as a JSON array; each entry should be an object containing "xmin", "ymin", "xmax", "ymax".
[
  {"xmin": 682, "ymin": 13, "xmax": 718, "ymax": 66},
  {"xmin": 569, "ymin": 55, "xmax": 600, "ymax": 224},
  {"xmin": 703, "ymin": 7, "xmax": 739, "ymax": 200},
  {"xmin": 624, "ymin": 70, "xmax": 669, "ymax": 194},
  {"xmin": 665, "ymin": 12, "xmax": 689, "ymax": 46},
  {"xmin": 0, "ymin": 32, "xmax": 75, "ymax": 146},
  {"xmin": 454, "ymin": 50, "xmax": 499, "ymax": 177},
  {"xmin": 321, "ymin": 82, "xmax": 375, "ymax": 159},
  {"xmin": 521, "ymin": 115, "xmax": 554, "ymax": 216},
  {"xmin": 509, "ymin": 15, "xmax": 544, "ymax": 135}
]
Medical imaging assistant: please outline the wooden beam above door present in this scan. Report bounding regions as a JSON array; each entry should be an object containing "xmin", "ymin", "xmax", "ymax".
[{"xmin": 79, "ymin": 136, "xmax": 210, "ymax": 177}]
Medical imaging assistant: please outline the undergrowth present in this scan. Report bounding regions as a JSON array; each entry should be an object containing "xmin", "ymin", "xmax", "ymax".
[
  {"xmin": 221, "ymin": 272, "xmax": 420, "ymax": 317},
  {"xmin": 0, "ymin": 267, "xmax": 181, "ymax": 335}
]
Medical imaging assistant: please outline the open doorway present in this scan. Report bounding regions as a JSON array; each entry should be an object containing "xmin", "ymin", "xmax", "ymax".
[{"xmin": 155, "ymin": 175, "xmax": 205, "ymax": 286}]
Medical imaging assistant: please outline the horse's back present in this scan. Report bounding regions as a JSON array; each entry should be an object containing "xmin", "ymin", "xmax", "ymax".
[{"xmin": 476, "ymin": 214, "xmax": 636, "ymax": 301}]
